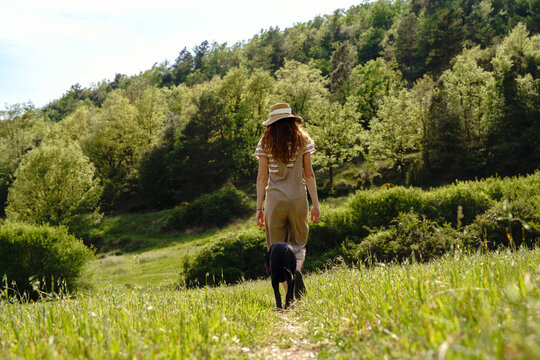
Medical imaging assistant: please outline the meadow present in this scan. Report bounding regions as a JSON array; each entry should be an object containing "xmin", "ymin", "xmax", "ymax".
[{"xmin": 1, "ymin": 248, "xmax": 539, "ymax": 359}]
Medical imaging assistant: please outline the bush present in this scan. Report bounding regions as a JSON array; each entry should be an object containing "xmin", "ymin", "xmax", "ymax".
[
  {"xmin": 349, "ymin": 212, "xmax": 465, "ymax": 264},
  {"xmin": 349, "ymin": 186, "xmax": 427, "ymax": 229},
  {"xmin": 349, "ymin": 184, "xmax": 492, "ymax": 230},
  {"xmin": 304, "ymin": 205, "xmax": 356, "ymax": 271},
  {"xmin": 167, "ymin": 187, "xmax": 252, "ymax": 231},
  {"xmin": 466, "ymin": 197, "xmax": 540, "ymax": 250},
  {"xmin": 0, "ymin": 222, "xmax": 94, "ymax": 299},
  {"xmin": 182, "ymin": 229, "xmax": 266, "ymax": 287},
  {"xmin": 429, "ymin": 184, "xmax": 492, "ymax": 226},
  {"xmin": 182, "ymin": 173, "xmax": 540, "ymax": 286}
]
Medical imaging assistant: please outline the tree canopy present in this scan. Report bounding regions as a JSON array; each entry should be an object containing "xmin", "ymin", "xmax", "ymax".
[{"xmin": 0, "ymin": 0, "xmax": 539, "ymax": 216}]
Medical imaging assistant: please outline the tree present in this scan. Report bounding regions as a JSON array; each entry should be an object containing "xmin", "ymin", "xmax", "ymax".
[
  {"xmin": 82, "ymin": 91, "xmax": 144, "ymax": 210},
  {"xmin": 489, "ymin": 23, "xmax": 540, "ymax": 175},
  {"xmin": 0, "ymin": 104, "xmax": 49, "ymax": 215},
  {"xmin": 345, "ymin": 58, "xmax": 404, "ymax": 128},
  {"xmin": 167, "ymin": 85, "xmax": 232, "ymax": 202},
  {"xmin": 417, "ymin": 1, "xmax": 465, "ymax": 76},
  {"xmin": 330, "ymin": 43, "xmax": 358, "ymax": 103},
  {"xmin": 382, "ymin": 12, "xmax": 422, "ymax": 83},
  {"xmin": 50, "ymin": 105, "xmax": 97, "ymax": 144},
  {"xmin": 172, "ymin": 47, "xmax": 194, "ymax": 85},
  {"xmin": 363, "ymin": 76, "xmax": 435, "ymax": 182},
  {"xmin": 6, "ymin": 142, "xmax": 102, "ymax": 229},
  {"xmin": 275, "ymin": 60, "xmax": 329, "ymax": 119},
  {"xmin": 440, "ymin": 47, "xmax": 502, "ymax": 170},
  {"xmin": 134, "ymin": 87, "xmax": 167, "ymax": 147},
  {"xmin": 307, "ymin": 101, "xmax": 363, "ymax": 188}
]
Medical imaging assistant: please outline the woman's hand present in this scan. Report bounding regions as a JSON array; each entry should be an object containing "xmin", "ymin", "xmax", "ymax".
[
  {"xmin": 256, "ymin": 209, "xmax": 264, "ymax": 228},
  {"xmin": 310, "ymin": 204, "xmax": 320, "ymax": 224}
]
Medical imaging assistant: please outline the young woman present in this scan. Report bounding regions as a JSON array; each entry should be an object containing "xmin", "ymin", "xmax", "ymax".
[{"xmin": 254, "ymin": 102, "xmax": 320, "ymax": 297}]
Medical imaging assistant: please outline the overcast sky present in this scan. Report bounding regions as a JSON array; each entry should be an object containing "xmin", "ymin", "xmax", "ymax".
[{"xmin": 0, "ymin": 0, "xmax": 362, "ymax": 108}]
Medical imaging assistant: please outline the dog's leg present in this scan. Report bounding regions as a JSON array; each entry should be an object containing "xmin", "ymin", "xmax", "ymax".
[
  {"xmin": 272, "ymin": 279, "xmax": 282, "ymax": 309},
  {"xmin": 284, "ymin": 278, "xmax": 295, "ymax": 308}
]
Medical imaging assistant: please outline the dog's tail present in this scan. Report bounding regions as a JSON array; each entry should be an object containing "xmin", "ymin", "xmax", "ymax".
[{"xmin": 284, "ymin": 267, "xmax": 294, "ymax": 283}]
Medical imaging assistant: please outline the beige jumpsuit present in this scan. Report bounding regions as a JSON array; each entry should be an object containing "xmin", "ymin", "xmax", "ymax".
[{"xmin": 262, "ymin": 146, "xmax": 311, "ymax": 261}]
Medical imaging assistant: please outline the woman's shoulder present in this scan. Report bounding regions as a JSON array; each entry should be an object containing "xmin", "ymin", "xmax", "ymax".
[{"xmin": 301, "ymin": 132, "xmax": 315, "ymax": 154}]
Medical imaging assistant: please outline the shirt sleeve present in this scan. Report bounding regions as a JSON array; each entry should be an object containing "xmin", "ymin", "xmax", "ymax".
[
  {"xmin": 303, "ymin": 140, "xmax": 316, "ymax": 155},
  {"xmin": 254, "ymin": 139, "xmax": 267, "ymax": 159}
]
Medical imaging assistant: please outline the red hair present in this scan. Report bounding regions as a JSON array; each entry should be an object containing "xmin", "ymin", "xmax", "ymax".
[{"xmin": 261, "ymin": 117, "xmax": 309, "ymax": 163}]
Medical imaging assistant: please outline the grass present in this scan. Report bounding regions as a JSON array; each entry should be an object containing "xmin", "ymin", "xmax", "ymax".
[
  {"xmin": 85, "ymin": 194, "xmax": 352, "ymax": 289},
  {"xmin": 2, "ymin": 249, "xmax": 539, "ymax": 359},
  {"xmin": 86, "ymin": 218, "xmax": 259, "ymax": 289},
  {"xmin": 297, "ymin": 249, "xmax": 540, "ymax": 359}
]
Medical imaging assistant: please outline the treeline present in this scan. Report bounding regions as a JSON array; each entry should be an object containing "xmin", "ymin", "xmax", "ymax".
[{"xmin": 0, "ymin": 0, "xmax": 539, "ymax": 226}]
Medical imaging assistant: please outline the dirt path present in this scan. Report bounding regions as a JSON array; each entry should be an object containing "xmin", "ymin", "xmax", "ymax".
[{"xmin": 256, "ymin": 308, "xmax": 319, "ymax": 360}]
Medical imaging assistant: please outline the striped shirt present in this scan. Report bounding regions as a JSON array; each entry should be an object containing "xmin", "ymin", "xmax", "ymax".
[{"xmin": 254, "ymin": 139, "xmax": 316, "ymax": 174}]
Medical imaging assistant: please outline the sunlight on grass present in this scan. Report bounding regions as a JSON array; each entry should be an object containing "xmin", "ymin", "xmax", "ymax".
[{"xmin": 2, "ymin": 249, "xmax": 539, "ymax": 359}]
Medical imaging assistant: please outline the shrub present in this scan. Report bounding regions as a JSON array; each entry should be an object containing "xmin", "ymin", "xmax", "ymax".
[
  {"xmin": 349, "ymin": 186, "xmax": 427, "ymax": 229},
  {"xmin": 182, "ymin": 173, "xmax": 540, "ymax": 286},
  {"xmin": 349, "ymin": 184, "xmax": 492, "ymax": 230},
  {"xmin": 466, "ymin": 197, "xmax": 540, "ymax": 250},
  {"xmin": 0, "ymin": 222, "xmax": 94, "ymax": 299},
  {"xmin": 182, "ymin": 229, "xmax": 266, "ymax": 287},
  {"xmin": 350, "ymin": 212, "xmax": 464, "ymax": 264},
  {"xmin": 167, "ymin": 187, "xmax": 252, "ymax": 231},
  {"xmin": 429, "ymin": 184, "xmax": 492, "ymax": 226},
  {"xmin": 304, "ymin": 205, "xmax": 356, "ymax": 271}
]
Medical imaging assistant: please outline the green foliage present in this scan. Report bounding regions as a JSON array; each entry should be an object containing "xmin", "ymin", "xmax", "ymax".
[
  {"xmin": 274, "ymin": 59, "xmax": 328, "ymax": 118},
  {"xmin": 382, "ymin": 12, "xmax": 422, "ymax": 82},
  {"xmin": 0, "ymin": 104, "xmax": 50, "ymax": 215},
  {"xmin": 82, "ymin": 91, "xmax": 146, "ymax": 210},
  {"xmin": 364, "ymin": 75, "xmax": 435, "ymax": 181},
  {"xmin": 307, "ymin": 101, "xmax": 363, "ymax": 188},
  {"xmin": 349, "ymin": 212, "xmax": 464, "ymax": 263},
  {"xmin": 329, "ymin": 42, "xmax": 357, "ymax": 103},
  {"xmin": 0, "ymin": 221, "xmax": 93, "ymax": 298},
  {"xmin": 467, "ymin": 197, "xmax": 540, "ymax": 250},
  {"xmin": 489, "ymin": 23, "xmax": 540, "ymax": 176},
  {"xmin": 2, "ymin": 0, "xmax": 540, "ymax": 216},
  {"xmin": 6, "ymin": 142, "xmax": 102, "ymax": 229},
  {"xmin": 167, "ymin": 187, "xmax": 252, "ymax": 231},
  {"xmin": 345, "ymin": 58, "xmax": 404, "ymax": 127},
  {"xmin": 178, "ymin": 173, "xmax": 540, "ymax": 286},
  {"xmin": 182, "ymin": 229, "xmax": 266, "ymax": 287}
]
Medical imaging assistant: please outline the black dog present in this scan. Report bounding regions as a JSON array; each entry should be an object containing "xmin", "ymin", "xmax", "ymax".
[{"xmin": 266, "ymin": 242, "xmax": 296, "ymax": 309}]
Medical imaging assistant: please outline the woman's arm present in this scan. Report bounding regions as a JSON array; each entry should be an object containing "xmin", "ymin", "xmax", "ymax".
[
  {"xmin": 256, "ymin": 156, "xmax": 269, "ymax": 228},
  {"xmin": 303, "ymin": 153, "xmax": 320, "ymax": 224}
]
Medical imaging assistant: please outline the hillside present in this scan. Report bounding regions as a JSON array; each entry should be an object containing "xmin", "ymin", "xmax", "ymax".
[
  {"xmin": 1, "ymin": 0, "xmax": 539, "ymax": 223},
  {"xmin": 1, "ymin": 1, "xmax": 540, "ymax": 358}
]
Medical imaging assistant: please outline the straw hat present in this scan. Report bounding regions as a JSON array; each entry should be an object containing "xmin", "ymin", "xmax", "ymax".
[{"xmin": 263, "ymin": 103, "xmax": 297, "ymax": 126}]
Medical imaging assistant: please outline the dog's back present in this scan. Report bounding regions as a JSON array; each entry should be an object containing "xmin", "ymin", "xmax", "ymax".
[{"xmin": 268, "ymin": 242, "xmax": 296, "ymax": 309}]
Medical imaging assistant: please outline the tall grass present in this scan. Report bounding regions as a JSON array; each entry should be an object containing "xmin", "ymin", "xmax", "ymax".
[
  {"xmin": 1, "ymin": 249, "xmax": 539, "ymax": 359},
  {"xmin": 297, "ymin": 249, "xmax": 540, "ymax": 359}
]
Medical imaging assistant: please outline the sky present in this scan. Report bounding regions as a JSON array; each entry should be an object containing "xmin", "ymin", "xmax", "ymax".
[{"xmin": 0, "ymin": 0, "xmax": 362, "ymax": 108}]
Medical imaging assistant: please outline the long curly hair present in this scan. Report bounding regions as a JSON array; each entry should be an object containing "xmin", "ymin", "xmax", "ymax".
[{"xmin": 261, "ymin": 117, "xmax": 310, "ymax": 163}]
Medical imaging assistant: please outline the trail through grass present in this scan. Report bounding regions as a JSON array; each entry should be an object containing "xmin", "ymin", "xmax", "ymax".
[{"xmin": 2, "ymin": 249, "xmax": 539, "ymax": 359}]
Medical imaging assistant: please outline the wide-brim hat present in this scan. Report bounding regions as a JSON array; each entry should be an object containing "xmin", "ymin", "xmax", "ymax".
[{"xmin": 263, "ymin": 103, "xmax": 297, "ymax": 126}]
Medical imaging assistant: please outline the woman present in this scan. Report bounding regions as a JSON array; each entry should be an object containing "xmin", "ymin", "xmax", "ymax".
[{"xmin": 254, "ymin": 102, "xmax": 320, "ymax": 297}]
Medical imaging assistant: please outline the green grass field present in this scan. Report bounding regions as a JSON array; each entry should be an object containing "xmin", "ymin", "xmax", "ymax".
[
  {"xmin": 2, "ymin": 248, "xmax": 539, "ymax": 359},
  {"xmin": 85, "ymin": 195, "xmax": 352, "ymax": 289}
]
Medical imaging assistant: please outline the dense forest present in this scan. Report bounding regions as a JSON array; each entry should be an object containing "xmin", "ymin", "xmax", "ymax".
[{"xmin": 0, "ymin": 0, "xmax": 539, "ymax": 229}]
